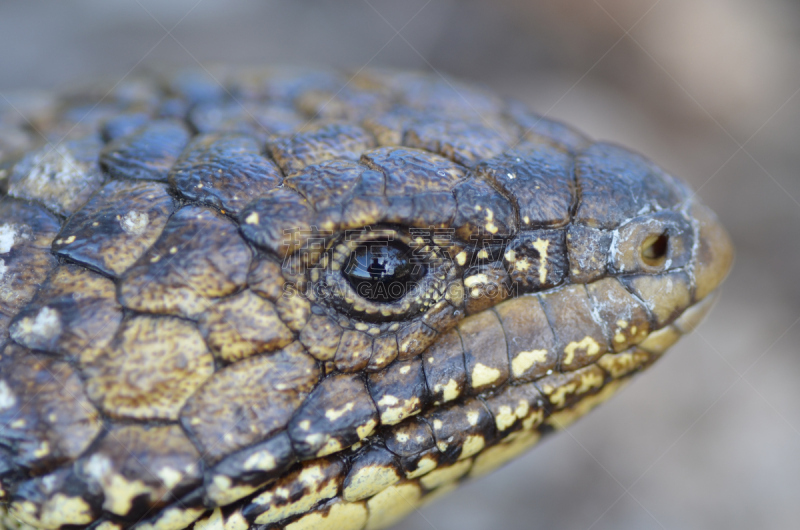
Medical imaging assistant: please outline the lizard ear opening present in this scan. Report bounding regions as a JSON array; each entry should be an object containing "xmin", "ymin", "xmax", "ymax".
[{"xmin": 640, "ymin": 232, "xmax": 669, "ymax": 267}]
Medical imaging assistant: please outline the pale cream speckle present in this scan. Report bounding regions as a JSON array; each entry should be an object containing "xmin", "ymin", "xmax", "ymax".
[
  {"xmin": 156, "ymin": 466, "xmax": 183, "ymax": 490},
  {"xmin": 420, "ymin": 459, "xmax": 472, "ymax": 489},
  {"xmin": 344, "ymin": 465, "xmax": 400, "ymax": 502},
  {"xmin": 38, "ymin": 494, "xmax": 95, "ymax": 527},
  {"xmin": 134, "ymin": 506, "xmax": 205, "ymax": 530},
  {"xmin": 325, "ymin": 402, "xmax": 355, "ymax": 421},
  {"xmin": 433, "ymin": 419, "xmax": 443, "ymax": 431},
  {"xmin": 399, "ymin": 365, "xmax": 411, "ymax": 375},
  {"xmin": 435, "ymin": 378, "xmax": 460, "ymax": 402},
  {"xmin": 532, "ymin": 238, "xmax": 550, "ymax": 284},
  {"xmin": 464, "ymin": 274, "xmax": 489, "ymax": 289},
  {"xmin": 378, "ymin": 395, "xmax": 399, "ymax": 407},
  {"xmin": 64, "ymin": 235, "xmax": 76, "ymax": 244},
  {"xmin": 242, "ymin": 449, "xmax": 277, "ymax": 472},
  {"xmin": 466, "ymin": 410, "xmax": 480, "ymax": 426},
  {"xmin": 316, "ymin": 438, "xmax": 343, "ymax": 457},
  {"xmin": 120, "ymin": 211, "xmax": 150, "ymax": 236},
  {"xmin": 0, "ymin": 224, "xmax": 18, "ymax": 254},
  {"xmin": 471, "ymin": 363, "xmax": 501, "ymax": 388},
  {"xmin": 459, "ymin": 435, "xmax": 485, "ymax": 459},
  {"xmin": 25, "ymin": 306, "xmax": 62, "ymax": 340},
  {"xmin": 0, "ymin": 380, "xmax": 17, "ymax": 411},
  {"xmin": 245, "ymin": 212, "xmax": 260, "ymax": 225},
  {"xmin": 515, "ymin": 258, "xmax": 531, "ymax": 272},
  {"xmin": 356, "ymin": 418, "xmax": 377, "ymax": 440},
  {"xmin": 455, "ymin": 251, "xmax": 467, "ymax": 266},
  {"xmin": 285, "ymin": 501, "xmax": 368, "ymax": 530},
  {"xmin": 406, "ymin": 454, "xmax": 437, "ymax": 479},
  {"xmin": 365, "ymin": 483, "xmax": 422, "ymax": 530},
  {"xmin": 563, "ymin": 336, "xmax": 601, "ymax": 366},
  {"xmin": 511, "ymin": 349, "xmax": 548, "ymax": 378}
]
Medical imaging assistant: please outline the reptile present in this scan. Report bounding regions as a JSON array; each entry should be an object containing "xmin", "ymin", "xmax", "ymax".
[{"xmin": 0, "ymin": 67, "xmax": 733, "ymax": 530}]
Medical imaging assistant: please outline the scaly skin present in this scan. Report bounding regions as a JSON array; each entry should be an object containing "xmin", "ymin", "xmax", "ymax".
[{"xmin": 0, "ymin": 67, "xmax": 733, "ymax": 530}]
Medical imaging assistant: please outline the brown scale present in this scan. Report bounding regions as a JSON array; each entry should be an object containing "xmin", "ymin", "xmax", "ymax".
[
  {"xmin": 168, "ymin": 133, "xmax": 282, "ymax": 214},
  {"xmin": 268, "ymin": 122, "xmax": 377, "ymax": 176},
  {"xmin": 188, "ymin": 101, "xmax": 304, "ymax": 139},
  {"xmin": 84, "ymin": 315, "xmax": 214, "ymax": 421},
  {"xmin": 458, "ymin": 310, "xmax": 509, "ymax": 394},
  {"xmin": 8, "ymin": 466, "xmax": 102, "ymax": 528},
  {"xmin": 101, "ymin": 112, "xmax": 151, "ymax": 142},
  {"xmin": 621, "ymin": 270, "xmax": 694, "ymax": 329},
  {"xmin": 240, "ymin": 456, "xmax": 346, "ymax": 525},
  {"xmin": 361, "ymin": 146, "xmax": 465, "ymax": 195},
  {"xmin": 287, "ymin": 374, "xmax": 378, "ymax": 459},
  {"xmin": 586, "ymin": 278, "xmax": 651, "ymax": 352},
  {"xmin": 423, "ymin": 397, "xmax": 496, "ymax": 462},
  {"xmin": 502, "ymin": 229, "xmax": 568, "ymax": 293},
  {"xmin": 99, "ymin": 119, "xmax": 191, "ymax": 182},
  {"xmin": 239, "ymin": 188, "xmax": 315, "ymax": 259},
  {"xmin": 506, "ymin": 102, "xmax": 591, "ymax": 154},
  {"xmin": 53, "ymin": 179, "xmax": 174, "ymax": 277},
  {"xmin": 295, "ymin": 86, "xmax": 392, "ymax": 122},
  {"xmin": 7, "ymin": 136, "xmax": 105, "ymax": 216},
  {"xmin": 452, "ymin": 176, "xmax": 518, "ymax": 242},
  {"xmin": 462, "ymin": 262, "xmax": 513, "ymax": 315},
  {"xmin": 0, "ymin": 200, "xmax": 60, "ymax": 341},
  {"xmin": 204, "ymin": 432, "xmax": 295, "ymax": 507},
  {"xmin": 180, "ymin": 342, "xmax": 318, "ymax": 463},
  {"xmin": 334, "ymin": 330, "xmax": 374, "ymax": 373},
  {"xmin": 403, "ymin": 118, "xmax": 513, "ymax": 167},
  {"xmin": 566, "ymin": 224, "xmax": 612, "ymax": 283},
  {"xmin": 77, "ymin": 424, "xmax": 203, "ymax": 519},
  {"xmin": 119, "ymin": 206, "xmax": 251, "ymax": 318},
  {"xmin": 367, "ymin": 357, "xmax": 429, "ymax": 426},
  {"xmin": 197, "ymin": 290, "xmax": 294, "ymax": 363},
  {"xmin": 285, "ymin": 160, "xmax": 385, "ymax": 212},
  {"xmin": 9, "ymin": 264, "xmax": 122, "ymax": 364},
  {"xmin": 493, "ymin": 295, "xmax": 558, "ymax": 382},
  {"xmin": 540, "ymin": 284, "xmax": 609, "ymax": 372},
  {"xmin": 574, "ymin": 142, "xmax": 690, "ymax": 229},
  {"xmin": 0, "ymin": 67, "xmax": 735, "ymax": 530},
  {"xmin": 423, "ymin": 328, "xmax": 467, "ymax": 405},
  {"xmin": 0, "ymin": 345, "xmax": 102, "ymax": 475},
  {"xmin": 476, "ymin": 144, "xmax": 575, "ymax": 229}
]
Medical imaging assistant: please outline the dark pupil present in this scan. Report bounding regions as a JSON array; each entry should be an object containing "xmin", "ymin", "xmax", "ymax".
[{"xmin": 343, "ymin": 241, "xmax": 425, "ymax": 303}]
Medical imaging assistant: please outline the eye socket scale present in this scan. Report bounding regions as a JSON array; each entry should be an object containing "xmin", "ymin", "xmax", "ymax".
[
  {"xmin": 343, "ymin": 241, "xmax": 427, "ymax": 303},
  {"xmin": 640, "ymin": 231, "xmax": 670, "ymax": 267},
  {"xmin": 310, "ymin": 227, "xmax": 453, "ymax": 321}
]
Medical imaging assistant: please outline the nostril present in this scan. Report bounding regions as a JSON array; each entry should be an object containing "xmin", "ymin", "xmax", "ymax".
[{"xmin": 641, "ymin": 232, "xmax": 669, "ymax": 267}]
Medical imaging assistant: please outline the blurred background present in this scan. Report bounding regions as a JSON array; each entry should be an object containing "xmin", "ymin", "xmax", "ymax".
[{"xmin": 1, "ymin": 1, "xmax": 798, "ymax": 528}]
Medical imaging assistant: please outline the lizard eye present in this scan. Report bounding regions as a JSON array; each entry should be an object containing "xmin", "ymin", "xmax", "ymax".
[
  {"xmin": 310, "ymin": 226, "xmax": 452, "ymax": 322},
  {"xmin": 343, "ymin": 241, "xmax": 427, "ymax": 303}
]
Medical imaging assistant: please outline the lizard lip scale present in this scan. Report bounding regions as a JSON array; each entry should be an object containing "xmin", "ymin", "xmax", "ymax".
[{"xmin": 0, "ymin": 67, "xmax": 732, "ymax": 530}]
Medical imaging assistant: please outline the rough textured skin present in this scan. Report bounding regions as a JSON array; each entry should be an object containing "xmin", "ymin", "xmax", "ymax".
[{"xmin": 0, "ymin": 67, "xmax": 734, "ymax": 530}]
